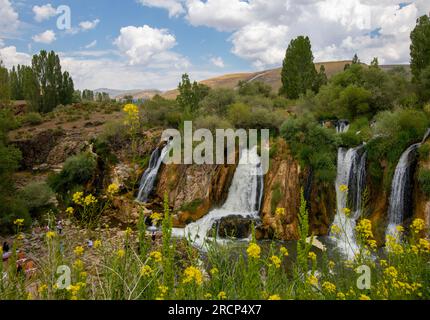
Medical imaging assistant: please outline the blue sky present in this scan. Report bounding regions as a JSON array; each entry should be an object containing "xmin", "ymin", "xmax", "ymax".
[{"xmin": 0, "ymin": 0, "xmax": 429, "ymax": 90}]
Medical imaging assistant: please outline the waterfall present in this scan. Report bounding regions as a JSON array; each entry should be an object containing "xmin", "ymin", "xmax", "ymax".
[
  {"xmin": 173, "ymin": 147, "xmax": 264, "ymax": 248},
  {"xmin": 136, "ymin": 143, "xmax": 171, "ymax": 203},
  {"xmin": 336, "ymin": 120, "xmax": 350, "ymax": 134},
  {"xmin": 331, "ymin": 146, "xmax": 367, "ymax": 258},
  {"xmin": 386, "ymin": 143, "xmax": 420, "ymax": 237}
]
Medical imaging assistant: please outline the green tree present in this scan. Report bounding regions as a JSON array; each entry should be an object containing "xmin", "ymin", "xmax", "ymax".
[
  {"xmin": 280, "ymin": 36, "xmax": 317, "ymax": 99},
  {"xmin": 313, "ymin": 65, "xmax": 328, "ymax": 92},
  {"xmin": 410, "ymin": 14, "xmax": 430, "ymax": 82},
  {"xmin": 0, "ymin": 61, "xmax": 10, "ymax": 104},
  {"xmin": 370, "ymin": 57, "xmax": 379, "ymax": 69},
  {"xmin": 352, "ymin": 53, "xmax": 360, "ymax": 64},
  {"xmin": 177, "ymin": 73, "xmax": 209, "ymax": 116}
]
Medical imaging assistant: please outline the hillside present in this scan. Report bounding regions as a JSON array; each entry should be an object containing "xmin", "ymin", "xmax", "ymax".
[{"xmin": 161, "ymin": 60, "xmax": 355, "ymax": 99}]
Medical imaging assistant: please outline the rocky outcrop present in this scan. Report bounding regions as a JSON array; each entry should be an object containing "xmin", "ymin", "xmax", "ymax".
[
  {"xmin": 414, "ymin": 142, "xmax": 430, "ymax": 232},
  {"xmin": 155, "ymin": 163, "xmax": 236, "ymax": 226}
]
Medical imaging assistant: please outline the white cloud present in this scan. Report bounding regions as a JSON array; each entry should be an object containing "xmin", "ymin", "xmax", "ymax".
[
  {"xmin": 210, "ymin": 56, "xmax": 225, "ymax": 68},
  {"xmin": 231, "ymin": 23, "xmax": 289, "ymax": 68},
  {"xmin": 0, "ymin": 46, "xmax": 31, "ymax": 68},
  {"xmin": 0, "ymin": 38, "xmax": 4, "ymax": 48},
  {"xmin": 33, "ymin": 4, "xmax": 57, "ymax": 22},
  {"xmin": 138, "ymin": 0, "xmax": 185, "ymax": 17},
  {"xmin": 0, "ymin": 0, "xmax": 20, "ymax": 37},
  {"xmin": 79, "ymin": 19, "xmax": 100, "ymax": 31},
  {"xmin": 32, "ymin": 30, "xmax": 56, "ymax": 44},
  {"xmin": 114, "ymin": 25, "xmax": 179, "ymax": 65},
  {"xmin": 85, "ymin": 40, "xmax": 97, "ymax": 49}
]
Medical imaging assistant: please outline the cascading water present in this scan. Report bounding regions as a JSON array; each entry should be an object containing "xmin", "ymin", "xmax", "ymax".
[
  {"xmin": 330, "ymin": 121, "xmax": 367, "ymax": 258},
  {"xmin": 386, "ymin": 143, "xmax": 420, "ymax": 237},
  {"xmin": 136, "ymin": 142, "xmax": 171, "ymax": 203},
  {"xmin": 172, "ymin": 147, "xmax": 264, "ymax": 249}
]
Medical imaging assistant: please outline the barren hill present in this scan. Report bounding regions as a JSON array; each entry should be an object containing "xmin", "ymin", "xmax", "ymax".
[{"xmin": 161, "ymin": 60, "xmax": 354, "ymax": 100}]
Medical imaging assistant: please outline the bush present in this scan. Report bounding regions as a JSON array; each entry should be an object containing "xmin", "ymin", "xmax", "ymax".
[
  {"xmin": 21, "ymin": 112, "xmax": 43, "ymax": 126},
  {"xmin": 199, "ymin": 88, "xmax": 236, "ymax": 117},
  {"xmin": 194, "ymin": 115, "xmax": 232, "ymax": 133},
  {"xmin": 48, "ymin": 152, "xmax": 97, "ymax": 195},
  {"xmin": 238, "ymin": 80, "xmax": 272, "ymax": 97},
  {"xmin": 20, "ymin": 181, "xmax": 55, "ymax": 212}
]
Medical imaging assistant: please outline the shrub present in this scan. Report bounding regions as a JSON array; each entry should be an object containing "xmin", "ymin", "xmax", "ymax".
[
  {"xmin": 48, "ymin": 152, "xmax": 97, "ymax": 195},
  {"xmin": 199, "ymin": 88, "xmax": 236, "ymax": 116},
  {"xmin": 238, "ymin": 80, "xmax": 272, "ymax": 97},
  {"xmin": 21, "ymin": 112, "xmax": 43, "ymax": 126},
  {"xmin": 194, "ymin": 115, "xmax": 232, "ymax": 133},
  {"xmin": 20, "ymin": 181, "xmax": 55, "ymax": 212},
  {"xmin": 419, "ymin": 143, "xmax": 430, "ymax": 160}
]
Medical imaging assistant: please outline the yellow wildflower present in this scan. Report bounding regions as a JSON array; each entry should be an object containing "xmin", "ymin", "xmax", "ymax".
[
  {"xmin": 72, "ymin": 192, "xmax": 84, "ymax": 205},
  {"xmin": 307, "ymin": 274, "xmax": 318, "ymax": 287},
  {"xmin": 73, "ymin": 259, "xmax": 84, "ymax": 270},
  {"xmin": 270, "ymin": 255, "xmax": 282, "ymax": 269},
  {"xmin": 359, "ymin": 294, "xmax": 371, "ymax": 300},
  {"xmin": 268, "ymin": 294, "xmax": 281, "ymax": 300},
  {"xmin": 125, "ymin": 227, "xmax": 132, "ymax": 237},
  {"xmin": 336, "ymin": 292, "xmax": 346, "ymax": 300},
  {"xmin": 280, "ymin": 246, "xmax": 289, "ymax": 257},
  {"xmin": 411, "ymin": 219, "xmax": 425, "ymax": 234},
  {"xmin": 218, "ymin": 291, "xmax": 227, "ymax": 300},
  {"xmin": 84, "ymin": 194, "xmax": 97, "ymax": 206},
  {"xmin": 210, "ymin": 268, "xmax": 219, "ymax": 276},
  {"xmin": 204, "ymin": 293, "xmax": 212, "ymax": 299},
  {"xmin": 384, "ymin": 266, "xmax": 398, "ymax": 279},
  {"xmin": 46, "ymin": 231, "xmax": 56, "ymax": 240},
  {"xmin": 342, "ymin": 208, "xmax": 351, "ymax": 216},
  {"xmin": 150, "ymin": 251, "xmax": 162, "ymax": 263},
  {"xmin": 418, "ymin": 238, "xmax": 430, "ymax": 253},
  {"xmin": 94, "ymin": 240, "xmax": 102, "ymax": 248},
  {"xmin": 107, "ymin": 183, "xmax": 119, "ymax": 195},
  {"xmin": 275, "ymin": 207, "xmax": 285, "ymax": 217},
  {"xmin": 140, "ymin": 265, "xmax": 153, "ymax": 277},
  {"xmin": 74, "ymin": 246, "xmax": 84, "ymax": 256},
  {"xmin": 117, "ymin": 249, "xmax": 125, "ymax": 258},
  {"xmin": 38, "ymin": 284, "xmax": 48, "ymax": 295},
  {"xmin": 339, "ymin": 184, "xmax": 348, "ymax": 193},
  {"xmin": 328, "ymin": 261, "xmax": 335, "ymax": 270},
  {"xmin": 150, "ymin": 212, "xmax": 162, "ymax": 223},
  {"xmin": 356, "ymin": 219, "xmax": 374, "ymax": 240},
  {"xmin": 247, "ymin": 243, "xmax": 261, "ymax": 259},
  {"xmin": 380, "ymin": 260, "xmax": 388, "ymax": 268},
  {"xmin": 183, "ymin": 266, "xmax": 203, "ymax": 285},
  {"xmin": 80, "ymin": 272, "xmax": 87, "ymax": 279},
  {"xmin": 308, "ymin": 252, "xmax": 317, "ymax": 261},
  {"xmin": 66, "ymin": 207, "xmax": 74, "ymax": 215},
  {"xmin": 331, "ymin": 224, "xmax": 341, "ymax": 235},
  {"xmin": 123, "ymin": 103, "xmax": 139, "ymax": 115},
  {"xmin": 14, "ymin": 219, "xmax": 24, "ymax": 226},
  {"xmin": 322, "ymin": 281, "xmax": 336, "ymax": 294},
  {"xmin": 395, "ymin": 225, "xmax": 404, "ymax": 233}
]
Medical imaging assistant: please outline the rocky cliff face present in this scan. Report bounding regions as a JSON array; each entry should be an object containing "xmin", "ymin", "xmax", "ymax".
[
  {"xmin": 155, "ymin": 163, "xmax": 236, "ymax": 227},
  {"xmin": 414, "ymin": 142, "xmax": 430, "ymax": 231}
]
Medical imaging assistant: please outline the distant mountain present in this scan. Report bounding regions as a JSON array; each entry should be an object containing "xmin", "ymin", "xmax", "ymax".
[{"xmin": 93, "ymin": 88, "xmax": 144, "ymax": 99}]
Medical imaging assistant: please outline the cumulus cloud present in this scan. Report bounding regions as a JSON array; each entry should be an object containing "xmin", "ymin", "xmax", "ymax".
[
  {"xmin": 32, "ymin": 30, "xmax": 56, "ymax": 44},
  {"xmin": 114, "ymin": 25, "xmax": 180, "ymax": 65},
  {"xmin": 33, "ymin": 4, "xmax": 57, "ymax": 22},
  {"xmin": 149, "ymin": 0, "xmax": 429, "ymax": 67},
  {"xmin": 0, "ymin": 0, "xmax": 20, "ymax": 36},
  {"xmin": 231, "ymin": 23, "xmax": 289, "ymax": 68},
  {"xmin": 210, "ymin": 56, "xmax": 225, "ymax": 68},
  {"xmin": 79, "ymin": 19, "xmax": 100, "ymax": 31},
  {"xmin": 138, "ymin": 0, "xmax": 185, "ymax": 17},
  {"xmin": 0, "ymin": 46, "xmax": 31, "ymax": 68}
]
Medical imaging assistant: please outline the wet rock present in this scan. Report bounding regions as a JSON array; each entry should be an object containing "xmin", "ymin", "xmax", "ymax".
[{"xmin": 215, "ymin": 215, "xmax": 253, "ymax": 239}]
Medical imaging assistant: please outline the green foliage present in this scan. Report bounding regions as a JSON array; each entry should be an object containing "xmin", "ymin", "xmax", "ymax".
[
  {"xmin": 20, "ymin": 112, "xmax": 43, "ymax": 126},
  {"xmin": 0, "ymin": 61, "xmax": 10, "ymax": 104},
  {"xmin": 418, "ymin": 168, "xmax": 430, "ymax": 197},
  {"xmin": 270, "ymin": 183, "xmax": 282, "ymax": 214},
  {"xmin": 280, "ymin": 36, "xmax": 317, "ymax": 99},
  {"xmin": 19, "ymin": 182, "xmax": 54, "ymax": 213},
  {"xmin": 366, "ymin": 109, "xmax": 429, "ymax": 187},
  {"xmin": 410, "ymin": 14, "xmax": 430, "ymax": 82},
  {"xmin": 48, "ymin": 152, "xmax": 97, "ymax": 195},
  {"xmin": 238, "ymin": 80, "xmax": 272, "ymax": 97},
  {"xmin": 281, "ymin": 114, "xmax": 338, "ymax": 183},
  {"xmin": 177, "ymin": 74, "xmax": 210, "ymax": 117},
  {"xmin": 143, "ymin": 95, "xmax": 182, "ymax": 128},
  {"xmin": 179, "ymin": 199, "xmax": 203, "ymax": 214},
  {"xmin": 194, "ymin": 115, "xmax": 232, "ymax": 133},
  {"xmin": 199, "ymin": 88, "xmax": 236, "ymax": 116},
  {"xmin": 296, "ymin": 189, "xmax": 313, "ymax": 273},
  {"xmin": 419, "ymin": 143, "xmax": 430, "ymax": 160},
  {"xmin": 418, "ymin": 65, "xmax": 430, "ymax": 103}
]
